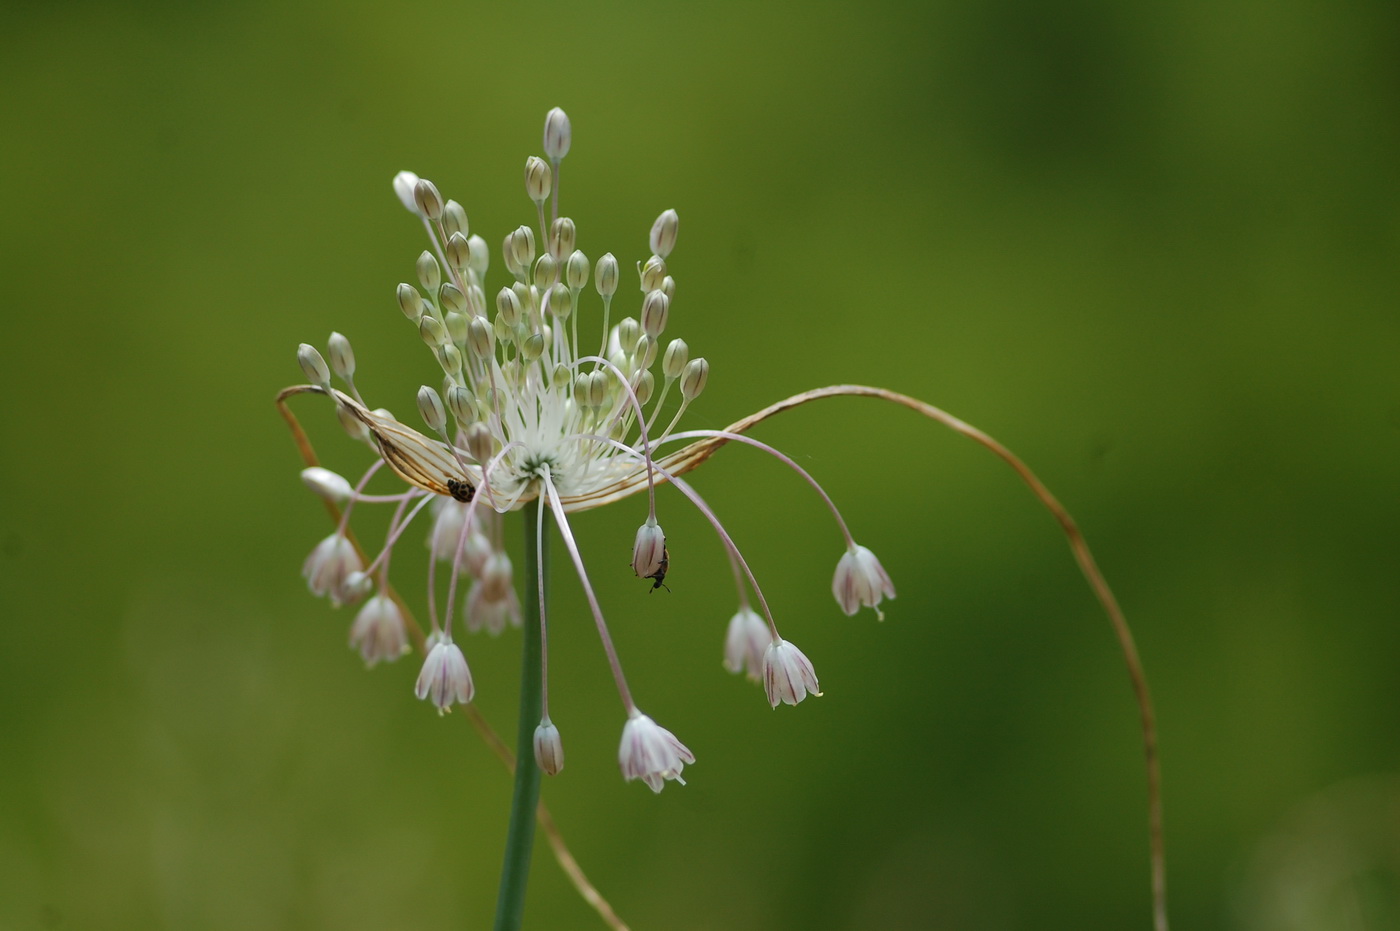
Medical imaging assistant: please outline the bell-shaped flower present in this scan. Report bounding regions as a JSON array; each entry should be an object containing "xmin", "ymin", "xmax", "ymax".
[
  {"xmin": 618, "ymin": 711, "xmax": 694, "ymax": 793},
  {"xmin": 832, "ymin": 544, "xmax": 896, "ymax": 619}
]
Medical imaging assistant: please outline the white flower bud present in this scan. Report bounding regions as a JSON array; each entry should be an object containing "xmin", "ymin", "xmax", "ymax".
[
  {"xmin": 524, "ymin": 156, "xmax": 553, "ymax": 205},
  {"xmin": 661, "ymin": 275, "xmax": 676, "ymax": 301},
  {"xmin": 832, "ymin": 544, "xmax": 897, "ymax": 619},
  {"xmin": 762, "ymin": 639, "xmax": 821, "ymax": 707},
  {"xmin": 416, "ymin": 250, "xmax": 441, "ymax": 292},
  {"xmin": 649, "ymin": 208, "xmax": 679, "ymax": 258},
  {"xmin": 533, "ymin": 253, "xmax": 558, "ymax": 290},
  {"xmin": 439, "ymin": 282, "xmax": 467, "ymax": 317},
  {"xmin": 509, "ymin": 225, "xmax": 536, "ymax": 270},
  {"xmin": 396, "ymin": 282, "xmax": 423, "ymax": 320},
  {"xmin": 586, "ymin": 370, "xmax": 608, "ymax": 408},
  {"xmin": 466, "ymin": 422, "xmax": 494, "ymax": 465},
  {"xmin": 442, "ymin": 199, "xmax": 469, "ymax": 238},
  {"xmin": 546, "ymin": 283, "xmax": 573, "ymax": 321},
  {"xmin": 445, "ymin": 231, "xmax": 472, "ymax": 273},
  {"xmin": 446, "ymin": 385, "xmax": 477, "ymax": 424},
  {"xmin": 616, "ymin": 317, "xmax": 640, "ymax": 354},
  {"xmin": 466, "ymin": 315, "xmax": 493, "ymax": 359},
  {"xmin": 392, "ymin": 170, "xmax": 420, "ymax": 213},
  {"xmin": 436, "ymin": 343, "xmax": 462, "ymax": 376},
  {"xmin": 639, "ymin": 255, "xmax": 667, "ymax": 292},
  {"xmin": 341, "ymin": 571, "xmax": 374, "ymax": 606},
  {"xmin": 634, "ymin": 334, "xmax": 658, "ymax": 370},
  {"xmin": 631, "ymin": 518, "xmax": 667, "ymax": 580},
  {"xmin": 444, "ymin": 310, "xmax": 468, "ymax": 345},
  {"xmin": 326, "ymin": 332, "xmax": 355, "ymax": 380},
  {"xmin": 418, "ymin": 314, "xmax": 447, "ymax": 347},
  {"xmin": 595, "ymin": 253, "xmax": 619, "ymax": 298},
  {"xmin": 534, "ymin": 719, "xmax": 565, "ymax": 775},
  {"xmin": 662, "ymin": 338, "xmax": 689, "ymax": 380},
  {"xmin": 496, "ymin": 287, "xmax": 522, "ymax": 327},
  {"xmin": 543, "ymin": 107, "xmax": 571, "ymax": 160},
  {"xmin": 548, "ymin": 216, "xmax": 576, "ymax": 260},
  {"xmin": 417, "ymin": 385, "xmax": 447, "ymax": 433},
  {"xmin": 679, "ymin": 357, "xmax": 709, "ymax": 400},
  {"xmin": 337, "ymin": 404, "xmax": 371, "ymax": 442},
  {"xmin": 297, "ymin": 343, "xmax": 331, "ymax": 386},
  {"xmin": 467, "ymin": 233, "xmax": 489, "ymax": 277},
  {"xmin": 300, "ymin": 466, "xmax": 354, "ymax": 501},
  {"xmin": 640, "ymin": 289, "xmax": 669, "ymax": 338},
  {"xmin": 521, "ymin": 331, "xmax": 545, "ymax": 361},
  {"xmin": 634, "ymin": 370, "xmax": 655, "ymax": 405},
  {"xmin": 465, "ymin": 282, "xmax": 487, "ymax": 316},
  {"xmin": 565, "ymin": 249, "xmax": 590, "ymax": 290},
  {"xmin": 413, "ymin": 178, "xmax": 444, "ymax": 220}
]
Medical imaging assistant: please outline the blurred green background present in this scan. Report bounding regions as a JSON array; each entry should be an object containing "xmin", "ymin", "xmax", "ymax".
[{"xmin": 2, "ymin": 0, "xmax": 1397, "ymax": 928}]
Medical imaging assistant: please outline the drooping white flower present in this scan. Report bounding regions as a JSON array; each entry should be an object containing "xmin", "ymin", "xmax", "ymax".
[
  {"xmin": 349, "ymin": 593, "xmax": 409, "ymax": 667},
  {"xmin": 302, "ymin": 534, "xmax": 363, "ymax": 606},
  {"xmin": 832, "ymin": 544, "xmax": 896, "ymax": 619},
  {"xmin": 762, "ymin": 639, "xmax": 821, "ymax": 708},
  {"xmin": 414, "ymin": 640, "xmax": 474, "ymax": 712},
  {"xmin": 618, "ymin": 711, "xmax": 695, "ymax": 793},
  {"xmin": 723, "ymin": 606, "xmax": 769, "ymax": 681}
]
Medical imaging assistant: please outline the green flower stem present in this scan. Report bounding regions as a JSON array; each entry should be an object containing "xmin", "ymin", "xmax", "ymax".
[{"xmin": 493, "ymin": 497, "xmax": 547, "ymax": 931}]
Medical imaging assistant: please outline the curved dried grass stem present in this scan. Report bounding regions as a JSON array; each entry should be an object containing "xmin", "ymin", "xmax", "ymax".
[{"xmin": 716, "ymin": 384, "xmax": 1168, "ymax": 931}]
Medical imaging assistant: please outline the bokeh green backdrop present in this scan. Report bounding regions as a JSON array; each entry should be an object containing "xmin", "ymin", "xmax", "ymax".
[{"xmin": 2, "ymin": 1, "xmax": 1397, "ymax": 928}]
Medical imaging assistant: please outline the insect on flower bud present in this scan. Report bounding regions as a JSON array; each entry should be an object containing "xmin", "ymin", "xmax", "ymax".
[
  {"xmin": 417, "ymin": 385, "xmax": 447, "ymax": 433},
  {"xmin": 326, "ymin": 332, "xmax": 355, "ymax": 380},
  {"xmin": 680, "ymin": 357, "xmax": 709, "ymax": 400},
  {"xmin": 632, "ymin": 519, "xmax": 667, "ymax": 581},
  {"xmin": 397, "ymin": 282, "xmax": 424, "ymax": 321},
  {"xmin": 524, "ymin": 156, "xmax": 553, "ymax": 205},
  {"xmin": 392, "ymin": 170, "xmax": 420, "ymax": 213},
  {"xmin": 300, "ymin": 466, "xmax": 354, "ymax": 501},
  {"xmin": 297, "ymin": 343, "xmax": 331, "ymax": 386},
  {"xmin": 641, "ymin": 289, "xmax": 669, "ymax": 338},
  {"xmin": 416, "ymin": 250, "xmax": 441, "ymax": 292},
  {"xmin": 442, "ymin": 199, "xmax": 469, "ymax": 238},
  {"xmin": 663, "ymin": 338, "xmax": 689, "ymax": 380},
  {"xmin": 649, "ymin": 208, "xmax": 679, "ymax": 258},
  {"xmin": 543, "ymin": 106, "xmax": 571, "ymax": 160},
  {"xmin": 595, "ymin": 253, "xmax": 619, "ymax": 298},
  {"xmin": 565, "ymin": 250, "xmax": 590, "ymax": 290},
  {"xmin": 413, "ymin": 178, "xmax": 444, "ymax": 220},
  {"xmin": 548, "ymin": 217, "xmax": 576, "ymax": 260},
  {"xmin": 534, "ymin": 718, "xmax": 565, "ymax": 775}
]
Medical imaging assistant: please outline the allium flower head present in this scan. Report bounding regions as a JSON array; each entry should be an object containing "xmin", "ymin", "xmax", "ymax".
[{"xmin": 284, "ymin": 107, "xmax": 896, "ymax": 787}]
